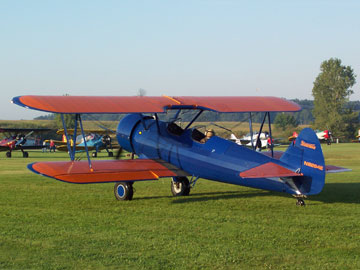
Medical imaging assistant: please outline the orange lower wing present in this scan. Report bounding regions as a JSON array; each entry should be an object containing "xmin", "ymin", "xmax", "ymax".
[{"xmin": 29, "ymin": 159, "xmax": 182, "ymax": 184}]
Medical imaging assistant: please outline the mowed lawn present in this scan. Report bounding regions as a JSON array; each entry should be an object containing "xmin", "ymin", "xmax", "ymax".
[{"xmin": 0, "ymin": 144, "xmax": 360, "ymax": 270}]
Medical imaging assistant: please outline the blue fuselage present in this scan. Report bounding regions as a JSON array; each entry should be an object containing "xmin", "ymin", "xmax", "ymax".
[{"xmin": 117, "ymin": 114, "xmax": 297, "ymax": 195}]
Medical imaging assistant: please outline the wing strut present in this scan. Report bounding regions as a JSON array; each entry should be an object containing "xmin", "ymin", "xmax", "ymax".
[
  {"xmin": 154, "ymin": 113, "xmax": 161, "ymax": 135},
  {"xmin": 249, "ymin": 112, "xmax": 254, "ymax": 150},
  {"xmin": 72, "ymin": 114, "xmax": 79, "ymax": 158},
  {"xmin": 185, "ymin": 109, "xmax": 203, "ymax": 130},
  {"xmin": 78, "ymin": 114, "xmax": 93, "ymax": 171},
  {"xmin": 267, "ymin": 112, "xmax": 274, "ymax": 158},
  {"xmin": 255, "ymin": 113, "xmax": 267, "ymax": 151},
  {"xmin": 61, "ymin": 114, "xmax": 74, "ymax": 161}
]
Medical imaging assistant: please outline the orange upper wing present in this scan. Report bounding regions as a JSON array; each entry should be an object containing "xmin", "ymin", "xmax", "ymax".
[
  {"xmin": 28, "ymin": 159, "xmax": 188, "ymax": 184},
  {"xmin": 12, "ymin": 95, "xmax": 301, "ymax": 113}
]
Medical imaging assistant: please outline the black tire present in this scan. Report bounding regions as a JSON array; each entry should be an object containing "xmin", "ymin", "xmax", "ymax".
[
  {"xmin": 171, "ymin": 177, "xmax": 190, "ymax": 196},
  {"xmin": 108, "ymin": 152, "xmax": 114, "ymax": 157},
  {"xmin": 92, "ymin": 152, "xmax": 97, "ymax": 158},
  {"xmin": 114, "ymin": 182, "xmax": 133, "ymax": 201},
  {"xmin": 6, "ymin": 151, "xmax": 11, "ymax": 158},
  {"xmin": 23, "ymin": 151, "xmax": 29, "ymax": 158},
  {"xmin": 296, "ymin": 199, "xmax": 306, "ymax": 206}
]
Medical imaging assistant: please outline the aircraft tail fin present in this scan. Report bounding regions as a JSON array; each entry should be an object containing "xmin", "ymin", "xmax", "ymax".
[{"xmin": 280, "ymin": 128, "xmax": 325, "ymax": 195}]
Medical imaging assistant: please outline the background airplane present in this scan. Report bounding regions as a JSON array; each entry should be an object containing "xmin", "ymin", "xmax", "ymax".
[
  {"xmin": 53, "ymin": 129, "xmax": 119, "ymax": 157},
  {"xmin": 0, "ymin": 128, "xmax": 52, "ymax": 157},
  {"xmin": 230, "ymin": 131, "xmax": 276, "ymax": 149},
  {"xmin": 289, "ymin": 129, "xmax": 333, "ymax": 145},
  {"xmin": 12, "ymin": 95, "xmax": 349, "ymax": 206}
]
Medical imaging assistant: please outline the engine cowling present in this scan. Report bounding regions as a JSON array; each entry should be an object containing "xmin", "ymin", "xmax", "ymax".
[{"xmin": 116, "ymin": 114, "xmax": 144, "ymax": 153}]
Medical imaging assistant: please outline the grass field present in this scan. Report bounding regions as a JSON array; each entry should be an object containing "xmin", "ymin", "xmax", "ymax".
[{"xmin": 0, "ymin": 144, "xmax": 360, "ymax": 270}]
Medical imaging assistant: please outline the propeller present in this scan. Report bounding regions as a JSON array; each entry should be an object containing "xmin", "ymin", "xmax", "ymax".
[
  {"xmin": 114, "ymin": 147, "xmax": 136, "ymax": 160},
  {"xmin": 115, "ymin": 147, "xmax": 123, "ymax": 160}
]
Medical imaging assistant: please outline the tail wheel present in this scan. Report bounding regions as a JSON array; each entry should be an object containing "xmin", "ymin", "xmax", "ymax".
[
  {"xmin": 114, "ymin": 182, "xmax": 133, "ymax": 201},
  {"xmin": 296, "ymin": 199, "xmax": 306, "ymax": 206},
  {"xmin": 171, "ymin": 177, "xmax": 190, "ymax": 196}
]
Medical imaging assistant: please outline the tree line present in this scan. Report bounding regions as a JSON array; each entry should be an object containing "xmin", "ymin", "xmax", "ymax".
[
  {"xmin": 34, "ymin": 58, "xmax": 360, "ymax": 139},
  {"xmin": 34, "ymin": 99, "xmax": 360, "ymax": 126}
]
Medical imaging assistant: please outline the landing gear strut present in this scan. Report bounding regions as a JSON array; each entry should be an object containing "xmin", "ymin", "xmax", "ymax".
[
  {"xmin": 114, "ymin": 182, "xmax": 133, "ymax": 200},
  {"xmin": 171, "ymin": 177, "xmax": 190, "ymax": 196}
]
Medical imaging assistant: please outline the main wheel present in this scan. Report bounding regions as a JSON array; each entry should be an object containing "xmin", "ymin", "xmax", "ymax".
[
  {"xmin": 92, "ymin": 152, "xmax": 97, "ymax": 158},
  {"xmin": 171, "ymin": 177, "xmax": 190, "ymax": 196},
  {"xmin": 114, "ymin": 182, "xmax": 133, "ymax": 201},
  {"xmin": 6, "ymin": 151, "xmax": 11, "ymax": 158},
  {"xmin": 23, "ymin": 151, "xmax": 29, "ymax": 158},
  {"xmin": 108, "ymin": 151, "xmax": 114, "ymax": 157}
]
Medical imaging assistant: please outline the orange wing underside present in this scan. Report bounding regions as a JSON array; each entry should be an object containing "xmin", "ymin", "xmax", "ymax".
[
  {"xmin": 14, "ymin": 95, "xmax": 301, "ymax": 113},
  {"xmin": 29, "ymin": 159, "xmax": 184, "ymax": 184}
]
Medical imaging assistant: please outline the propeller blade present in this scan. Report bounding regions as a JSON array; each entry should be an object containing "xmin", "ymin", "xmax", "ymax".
[{"xmin": 115, "ymin": 147, "xmax": 123, "ymax": 160}]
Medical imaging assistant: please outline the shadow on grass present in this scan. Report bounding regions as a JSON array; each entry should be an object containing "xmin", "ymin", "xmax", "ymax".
[
  {"xmin": 310, "ymin": 183, "xmax": 360, "ymax": 204},
  {"xmin": 171, "ymin": 190, "xmax": 276, "ymax": 204},
  {"xmin": 135, "ymin": 183, "xmax": 360, "ymax": 205},
  {"xmin": 132, "ymin": 190, "xmax": 274, "ymax": 202}
]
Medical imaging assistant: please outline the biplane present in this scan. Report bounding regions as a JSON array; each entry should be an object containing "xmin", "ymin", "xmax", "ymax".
[
  {"xmin": 230, "ymin": 131, "xmax": 279, "ymax": 149},
  {"xmin": 12, "ymin": 95, "xmax": 349, "ymax": 205},
  {"xmin": 289, "ymin": 129, "xmax": 333, "ymax": 145},
  {"xmin": 0, "ymin": 128, "xmax": 51, "ymax": 157},
  {"xmin": 54, "ymin": 129, "xmax": 119, "ymax": 157}
]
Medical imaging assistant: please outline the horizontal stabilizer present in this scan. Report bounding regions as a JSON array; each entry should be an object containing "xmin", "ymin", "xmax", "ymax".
[
  {"xmin": 239, "ymin": 162, "xmax": 302, "ymax": 179},
  {"xmin": 28, "ymin": 159, "xmax": 186, "ymax": 184},
  {"xmin": 325, "ymin": 165, "xmax": 352, "ymax": 174}
]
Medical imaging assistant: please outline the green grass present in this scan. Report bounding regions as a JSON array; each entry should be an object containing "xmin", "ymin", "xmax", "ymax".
[{"xmin": 0, "ymin": 145, "xmax": 360, "ymax": 270}]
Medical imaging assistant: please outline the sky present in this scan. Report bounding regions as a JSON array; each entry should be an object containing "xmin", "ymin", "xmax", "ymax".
[{"xmin": 1, "ymin": 0, "xmax": 360, "ymax": 120}]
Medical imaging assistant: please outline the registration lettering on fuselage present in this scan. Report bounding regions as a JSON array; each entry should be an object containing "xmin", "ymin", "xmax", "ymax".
[
  {"xmin": 304, "ymin": 161, "xmax": 323, "ymax": 171},
  {"xmin": 300, "ymin": 140, "xmax": 316, "ymax": 150}
]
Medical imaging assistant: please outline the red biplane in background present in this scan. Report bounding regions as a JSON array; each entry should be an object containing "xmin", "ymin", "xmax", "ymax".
[
  {"xmin": 0, "ymin": 128, "xmax": 51, "ymax": 158},
  {"xmin": 289, "ymin": 129, "xmax": 333, "ymax": 145},
  {"xmin": 12, "ymin": 95, "xmax": 350, "ymax": 205}
]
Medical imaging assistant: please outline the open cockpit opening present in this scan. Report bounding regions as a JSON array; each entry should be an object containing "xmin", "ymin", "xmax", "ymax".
[{"xmin": 167, "ymin": 122, "xmax": 184, "ymax": 136}]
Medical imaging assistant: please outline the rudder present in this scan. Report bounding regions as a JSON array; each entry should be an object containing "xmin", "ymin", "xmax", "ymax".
[{"xmin": 280, "ymin": 128, "xmax": 325, "ymax": 195}]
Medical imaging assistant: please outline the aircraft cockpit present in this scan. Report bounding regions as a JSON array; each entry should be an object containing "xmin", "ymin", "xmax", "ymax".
[
  {"xmin": 167, "ymin": 122, "xmax": 184, "ymax": 136},
  {"xmin": 166, "ymin": 122, "xmax": 210, "ymax": 143},
  {"xmin": 191, "ymin": 129, "xmax": 206, "ymax": 143}
]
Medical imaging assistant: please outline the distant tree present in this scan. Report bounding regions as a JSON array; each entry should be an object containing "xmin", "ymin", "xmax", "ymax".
[
  {"xmin": 34, "ymin": 114, "xmax": 55, "ymax": 120},
  {"xmin": 274, "ymin": 113, "xmax": 298, "ymax": 131},
  {"xmin": 54, "ymin": 114, "xmax": 76, "ymax": 129},
  {"xmin": 312, "ymin": 58, "xmax": 357, "ymax": 139},
  {"xmin": 137, "ymin": 88, "xmax": 146, "ymax": 96}
]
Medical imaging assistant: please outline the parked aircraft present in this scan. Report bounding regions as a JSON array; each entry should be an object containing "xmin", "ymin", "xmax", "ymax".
[
  {"xmin": 12, "ymin": 96, "xmax": 349, "ymax": 205},
  {"xmin": 54, "ymin": 129, "xmax": 118, "ymax": 157},
  {"xmin": 0, "ymin": 128, "xmax": 51, "ymax": 157},
  {"xmin": 230, "ymin": 132, "xmax": 274, "ymax": 149},
  {"xmin": 289, "ymin": 130, "xmax": 333, "ymax": 145}
]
